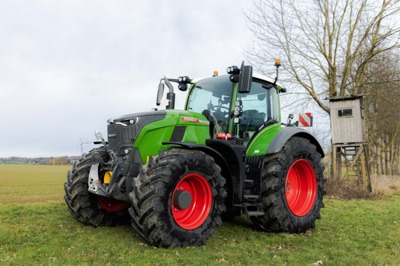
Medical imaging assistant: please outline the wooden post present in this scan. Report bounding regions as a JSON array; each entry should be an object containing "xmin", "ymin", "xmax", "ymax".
[{"xmin": 361, "ymin": 151, "xmax": 367, "ymax": 191}]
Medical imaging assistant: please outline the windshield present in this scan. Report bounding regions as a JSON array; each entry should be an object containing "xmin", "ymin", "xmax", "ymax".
[
  {"xmin": 187, "ymin": 75, "xmax": 233, "ymax": 133},
  {"xmin": 186, "ymin": 75, "xmax": 280, "ymax": 139}
]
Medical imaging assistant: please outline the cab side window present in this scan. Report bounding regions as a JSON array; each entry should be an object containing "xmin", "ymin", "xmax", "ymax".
[{"xmin": 238, "ymin": 81, "xmax": 279, "ymax": 140}]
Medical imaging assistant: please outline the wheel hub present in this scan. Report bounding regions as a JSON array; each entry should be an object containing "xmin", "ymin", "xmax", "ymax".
[
  {"xmin": 171, "ymin": 173, "xmax": 212, "ymax": 230},
  {"xmin": 173, "ymin": 190, "xmax": 192, "ymax": 210},
  {"xmin": 97, "ymin": 195, "xmax": 129, "ymax": 212}
]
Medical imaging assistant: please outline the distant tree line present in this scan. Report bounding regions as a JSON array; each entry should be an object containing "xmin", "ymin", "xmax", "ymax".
[{"xmin": 0, "ymin": 156, "xmax": 79, "ymax": 165}]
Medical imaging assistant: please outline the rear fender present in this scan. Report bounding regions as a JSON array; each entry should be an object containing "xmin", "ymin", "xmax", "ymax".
[{"xmin": 266, "ymin": 127, "xmax": 325, "ymax": 157}]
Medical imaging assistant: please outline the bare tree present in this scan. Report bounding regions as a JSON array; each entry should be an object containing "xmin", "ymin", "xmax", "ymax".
[
  {"xmin": 246, "ymin": 0, "xmax": 400, "ymax": 114},
  {"xmin": 363, "ymin": 53, "xmax": 400, "ymax": 175}
]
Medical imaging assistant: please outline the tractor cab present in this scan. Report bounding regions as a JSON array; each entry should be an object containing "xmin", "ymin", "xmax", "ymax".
[{"xmin": 186, "ymin": 72, "xmax": 283, "ymax": 145}]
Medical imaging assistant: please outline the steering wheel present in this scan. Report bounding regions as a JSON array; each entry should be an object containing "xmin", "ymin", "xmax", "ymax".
[{"xmin": 211, "ymin": 105, "xmax": 230, "ymax": 112}]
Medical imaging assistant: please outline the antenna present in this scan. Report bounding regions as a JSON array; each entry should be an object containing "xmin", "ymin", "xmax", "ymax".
[{"xmin": 274, "ymin": 58, "xmax": 281, "ymax": 85}]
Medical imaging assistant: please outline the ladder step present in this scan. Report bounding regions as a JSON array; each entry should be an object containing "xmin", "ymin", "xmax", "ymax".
[
  {"xmin": 244, "ymin": 194, "xmax": 259, "ymax": 201},
  {"xmin": 245, "ymin": 211, "xmax": 265, "ymax": 216}
]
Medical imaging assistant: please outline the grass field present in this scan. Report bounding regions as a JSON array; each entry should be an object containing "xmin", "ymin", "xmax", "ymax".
[{"xmin": 1, "ymin": 164, "xmax": 400, "ymax": 265}]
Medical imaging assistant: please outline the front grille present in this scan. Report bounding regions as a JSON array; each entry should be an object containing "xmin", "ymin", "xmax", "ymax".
[
  {"xmin": 106, "ymin": 111, "xmax": 167, "ymax": 155},
  {"xmin": 107, "ymin": 123, "xmax": 139, "ymax": 153}
]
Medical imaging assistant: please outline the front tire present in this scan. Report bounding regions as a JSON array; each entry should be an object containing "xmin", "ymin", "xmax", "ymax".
[
  {"xmin": 64, "ymin": 147, "xmax": 129, "ymax": 227},
  {"xmin": 251, "ymin": 137, "xmax": 325, "ymax": 232},
  {"xmin": 129, "ymin": 148, "xmax": 226, "ymax": 248}
]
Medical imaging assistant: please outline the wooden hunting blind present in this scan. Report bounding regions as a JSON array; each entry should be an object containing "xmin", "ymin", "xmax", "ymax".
[
  {"xmin": 329, "ymin": 95, "xmax": 371, "ymax": 192},
  {"xmin": 330, "ymin": 95, "xmax": 366, "ymax": 144}
]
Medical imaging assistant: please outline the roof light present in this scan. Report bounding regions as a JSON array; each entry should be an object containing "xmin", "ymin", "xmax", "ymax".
[
  {"xmin": 227, "ymin": 66, "xmax": 239, "ymax": 74},
  {"xmin": 178, "ymin": 76, "xmax": 191, "ymax": 83},
  {"xmin": 229, "ymin": 75, "xmax": 239, "ymax": 83},
  {"xmin": 213, "ymin": 71, "xmax": 218, "ymax": 76},
  {"xmin": 275, "ymin": 58, "xmax": 281, "ymax": 67}
]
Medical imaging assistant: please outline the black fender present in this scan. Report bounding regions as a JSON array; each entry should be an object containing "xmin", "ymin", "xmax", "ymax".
[
  {"xmin": 162, "ymin": 142, "xmax": 233, "ymax": 175},
  {"xmin": 266, "ymin": 127, "xmax": 325, "ymax": 157}
]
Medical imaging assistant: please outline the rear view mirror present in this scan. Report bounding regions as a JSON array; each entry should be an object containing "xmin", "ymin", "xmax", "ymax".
[
  {"xmin": 238, "ymin": 62, "xmax": 253, "ymax": 93},
  {"xmin": 156, "ymin": 82, "xmax": 164, "ymax": 106}
]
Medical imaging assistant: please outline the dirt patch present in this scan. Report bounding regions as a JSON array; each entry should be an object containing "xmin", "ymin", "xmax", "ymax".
[
  {"xmin": 370, "ymin": 174, "xmax": 400, "ymax": 194},
  {"xmin": 325, "ymin": 174, "xmax": 400, "ymax": 199},
  {"xmin": 325, "ymin": 179, "xmax": 377, "ymax": 199}
]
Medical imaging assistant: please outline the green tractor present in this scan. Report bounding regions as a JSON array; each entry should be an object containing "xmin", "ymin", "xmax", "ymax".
[{"xmin": 64, "ymin": 61, "xmax": 325, "ymax": 248}]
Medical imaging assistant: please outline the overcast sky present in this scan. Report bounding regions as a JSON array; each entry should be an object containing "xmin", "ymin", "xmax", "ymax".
[{"xmin": 1, "ymin": 1, "xmax": 258, "ymax": 157}]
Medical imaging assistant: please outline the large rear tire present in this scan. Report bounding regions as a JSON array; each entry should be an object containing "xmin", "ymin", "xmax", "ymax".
[
  {"xmin": 128, "ymin": 148, "xmax": 226, "ymax": 248},
  {"xmin": 251, "ymin": 137, "xmax": 325, "ymax": 232},
  {"xmin": 64, "ymin": 147, "xmax": 129, "ymax": 226}
]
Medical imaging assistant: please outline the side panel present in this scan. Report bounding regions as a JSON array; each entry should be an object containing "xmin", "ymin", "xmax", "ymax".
[
  {"xmin": 246, "ymin": 124, "xmax": 282, "ymax": 157},
  {"xmin": 133, "ymin": 110, "xmax": 210, "ymax": 163}
]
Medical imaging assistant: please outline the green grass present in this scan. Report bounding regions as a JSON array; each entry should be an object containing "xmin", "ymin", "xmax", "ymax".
[
  {"xmin": 1, "ymin": 165, "xmax": 400, "ymax": 265},
  {"xmin": 0, "ymin": 164, "xmax": 70, "ymax": 204}
]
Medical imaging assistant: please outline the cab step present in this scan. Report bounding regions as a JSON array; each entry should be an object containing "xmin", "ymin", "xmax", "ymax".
[
  {"xmin": 245, "ymin": 211, "xmax": 265, "ymax": 217},
  {"xmin": 243, "ymin": 194, "xmax": 259, "ymax": 201}
]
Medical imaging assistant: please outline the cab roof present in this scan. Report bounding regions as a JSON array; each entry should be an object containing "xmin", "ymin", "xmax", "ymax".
[{"xmin": 192, "ymin": 73, "xmax": 286, "ymax": 92}]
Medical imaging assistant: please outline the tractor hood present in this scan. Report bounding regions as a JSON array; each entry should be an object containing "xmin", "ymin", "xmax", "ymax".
[
  {"xmin": 107, "ymin": 110, "xmax": 167, "ymax": 125},
  {"xmin": 106, "ymin": 110, "xmax": 210, "ymax": 162}
]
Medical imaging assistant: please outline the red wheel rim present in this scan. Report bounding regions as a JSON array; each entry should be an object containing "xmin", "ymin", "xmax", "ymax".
[
  {"xmin": 171, "ymin": 173, "xmax": 212, "ymax": 230},
  {"xmin": 285, "ymin": 159, "xmax": 317, "ymax": 217},
  {"xmin": 97, "ymin": 196, "xmax": 129, "ymax": 212}
]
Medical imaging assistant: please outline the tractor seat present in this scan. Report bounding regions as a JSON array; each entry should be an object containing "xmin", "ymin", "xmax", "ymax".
[{"xmin": 240, "ymin": 110, "xmax": 265, "ymax": 132}]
